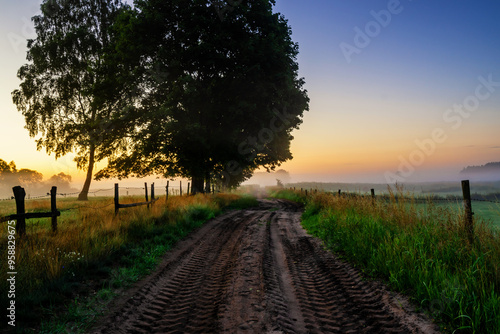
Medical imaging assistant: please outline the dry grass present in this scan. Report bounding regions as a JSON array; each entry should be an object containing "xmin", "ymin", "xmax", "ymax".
[{"xmin": 0, "ymin": 193, "xmax": 238, "ymax": 296}]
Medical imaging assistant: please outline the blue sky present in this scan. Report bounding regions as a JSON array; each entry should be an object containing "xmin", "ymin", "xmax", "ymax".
[
  {"xmin": 272, "ymin": 0, "xmax": 500, "ymax": 182},
  {"xmin": 0, "ymin": 0, "xmax": 499, "ymax": 187},
  {"xmin": 274, "ymin": 0, "xmax": 500, "ymax": 108}
]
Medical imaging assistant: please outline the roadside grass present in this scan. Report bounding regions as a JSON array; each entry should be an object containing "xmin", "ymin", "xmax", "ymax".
[
  {"xmin": 413, "ymin": 201, "xmax": 500, "ymax": 232},
  {"xmin": 0, "ymin": 193, "xmax": 257, "ymax": 333},
  {"xmin": 275, "ymin": 189, "xmax": 500, "ymax": 334},
  {"xmin": 215, "ymin": 193, "xmax": 259, "ymax": 210},
  {"xmin": 268, "ymin": 188, "xmax": 307, "ymax": 204}
]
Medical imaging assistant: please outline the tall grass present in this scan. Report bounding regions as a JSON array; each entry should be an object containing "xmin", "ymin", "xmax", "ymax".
[
  {"xmin": 0, "ymin": 193, "xmax": 256, "ymax": 332},
  {"xmin": 269, "ymin": 188, "xmax": 307, "ymax": 204},
  {"xmin": 278, "ymin": 189, "xmax": 500, "ymax": 333}
]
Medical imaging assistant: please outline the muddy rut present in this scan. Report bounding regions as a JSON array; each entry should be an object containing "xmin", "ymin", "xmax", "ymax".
[{"xmin": 92, "ymin": 199, "xmax": 439, "ymax": 334}]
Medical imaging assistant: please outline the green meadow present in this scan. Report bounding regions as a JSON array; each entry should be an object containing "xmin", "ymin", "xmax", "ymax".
[{"xmin": 415, "ymin": 200, "xmax": 500, "ymax": 232}]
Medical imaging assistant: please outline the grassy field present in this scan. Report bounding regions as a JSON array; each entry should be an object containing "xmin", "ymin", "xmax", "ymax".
[
  {"xmin": 285, "ymin": 181, "xmax": 500, "ymax": 231},
  {"xmin": 0, "ymin": 193, "xmax": 258, "ymax": 333},
  {"xmin": 286, "ymin": 180, "xmax": 500, "ymax": 196},
  {"xmin": 271, "ymin": 189, "xmax": 500, "ymax": 333},
  {"xmin": 280, "ymin": 184, "xmax": 500, "ymax": 232},
  {"xmin": 414, "ymin": 200, "xmax": 500, "ymax": 232}
]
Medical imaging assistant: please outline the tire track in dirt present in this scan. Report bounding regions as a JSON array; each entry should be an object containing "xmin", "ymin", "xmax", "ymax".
[
  {"xmin": 92, "ymin": 199, "xmax": 439, "ymax": 334},
  {"xmin": 93, "ymin": 210, "xmax": 246, "ymax": 333}
]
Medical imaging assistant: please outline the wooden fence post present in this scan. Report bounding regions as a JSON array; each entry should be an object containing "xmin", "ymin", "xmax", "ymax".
[
  {"xmin": 187, "ymin": 182, "xmax": 190, "ymax": 196},
  {"xmin": 166, "ymin": 181, "xmax": 169, "ymax": 201},
  {"xmin": 151, "ymin": 182, "xmax": 155, "ymax": 204},
  {"xmin": 461, "ymin": 180, "xmax": 474, "ymax": 243},
  {"xmin": 338, "ymin": 189, "xmax": 341, "ymax": 196},
  {"xmin": 144, "ymin": 182, "xmax": 149, "ymax": 209},
  {"xmin": 371, "ymin": 189, "xmax": 375, "ymax": 205},
  {"xmin": 180, "ymin": 181, "xmax": 183, "ymax": 196},
  {"xmin": 50, "ymin": 186, "xmax": 57, "ymax": 233},
  {"xmin": 212, "ymin": 184, "xmax": 215, "ymax": 194},
  {"xmin": 12, "ymin": 186, "xmax": 26, "ymax": 236},
  {"xmin": 114, "ymin": 183, "xmax": 119, "ymax": 215}
]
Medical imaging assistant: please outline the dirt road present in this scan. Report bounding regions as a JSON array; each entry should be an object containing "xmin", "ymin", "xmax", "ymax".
[{"xmin": 92, "ymin": 199, "xmax": 439, "ymax": 333}]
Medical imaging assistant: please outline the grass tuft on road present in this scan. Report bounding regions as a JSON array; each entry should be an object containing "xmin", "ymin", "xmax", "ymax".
[{"xmin": 269, "ymin": 188, "xmax": 307, "ymax": 204}]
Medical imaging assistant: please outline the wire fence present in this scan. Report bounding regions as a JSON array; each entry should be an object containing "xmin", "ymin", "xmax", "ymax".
[
  {"xmin": 297, "ymin": 189, "xmax": 500, "ymax": 205},
  {"xmin": 58, "ymin": 203, "xmax": 116, "ymax": 212},
  {"xmin": 0, "ymin": 181, "xmax": 182, "ymax": 232},
  {"xmin": 0, "ymin": 188, "xmax": 116, "ymax": 201},
  {"xmin": 0, "ymin": 185, "xmax": 187, "ymax": 201},
  {"xmin": 0, "ymin": 181, "xmax": 191, "ymax": 221},
  {"xmin": 375, "ymin": 195, "xmax": 500, "ymax": 205}
]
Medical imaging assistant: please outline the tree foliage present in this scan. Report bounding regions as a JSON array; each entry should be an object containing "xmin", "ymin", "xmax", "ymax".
[
  {"xmin": 0, "ymin": 159, "xmax": 74, "ymax": 197},
  {"xmin": 12, "ymin": 0, "xmax": 137, "ymax": 200},
  {"xmin": 96, "ymin": 0, "xmax": 309, "ymax": 191}
]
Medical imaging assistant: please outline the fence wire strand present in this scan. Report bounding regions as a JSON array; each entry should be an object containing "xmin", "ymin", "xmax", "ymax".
[
  {"xmin": 0, "ymin": 185, "xmax": 187, "ymax": 200},
  {"xmin": 59, "ymin": 203, "xmax": 115, "ymax": 211}
]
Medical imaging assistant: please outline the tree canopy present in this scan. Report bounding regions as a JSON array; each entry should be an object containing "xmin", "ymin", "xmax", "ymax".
[
  {"xmin": 12, "ymin": 0, "xmax": 138, "ymax": 200},
  {"xmin": 12, "ymin": 0, "xmax": 308, "ymax": 194},
  {"xmin": 95, "ymin": 0, "xmax": 309, "ymax": 192}
]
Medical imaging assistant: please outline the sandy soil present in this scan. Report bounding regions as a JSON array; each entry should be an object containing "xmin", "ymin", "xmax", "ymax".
[{"xmin": 91, "ymin": 199, "xmax": 440, "ymax": 334}]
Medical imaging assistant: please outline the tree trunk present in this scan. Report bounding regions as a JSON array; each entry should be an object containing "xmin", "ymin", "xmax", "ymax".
[
  {"xmin": 191, "ymin": 176, "xmax": 205, "ymax": 195},
  {"xmin": 78, "ymin": 144, "xmax": 96, "ymax": 201},
  {"xmin": 205, "ymin": 172, "xmax": 211, "ymax": 194}
]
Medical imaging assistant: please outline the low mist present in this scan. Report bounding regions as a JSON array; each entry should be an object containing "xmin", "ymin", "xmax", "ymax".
[{"xmin": 0, "ymin": 159, "xmax": 76, "ymax": 199}]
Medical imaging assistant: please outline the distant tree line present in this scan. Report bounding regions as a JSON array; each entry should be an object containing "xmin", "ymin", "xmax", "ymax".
[
  {"xmin": 12, "ymin": 0, "xmax": 309, "ymax": 199},
  {"xmin": 461, "ymin": 162, "xmax": 500, "ymax": 174},
  {"xmin": 0, "ymin": 159, "xmax": 75, "ymax": 198},
  {"xmin": 460, "ymin": 162, "xmax": 500, "ymax": 181}
]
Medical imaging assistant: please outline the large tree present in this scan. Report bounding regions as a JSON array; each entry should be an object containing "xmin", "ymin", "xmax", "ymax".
[
  {"xmin": 96, "ymin": 0, "xmax": 309, "ymax": 193},
  {"xmin": 12, "ymin": 0, "xmax": 138, "ymax": 200}
]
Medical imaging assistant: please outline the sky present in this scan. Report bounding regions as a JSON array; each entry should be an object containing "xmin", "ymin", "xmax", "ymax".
[{"xmin": 1, "ymin": 0, "xmax": 499, "ymax": 190}]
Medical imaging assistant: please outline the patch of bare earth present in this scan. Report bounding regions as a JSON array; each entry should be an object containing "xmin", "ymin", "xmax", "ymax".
[{"xmin": 91, "ymin": 199, "xmax": 440, "ymax": 333}]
